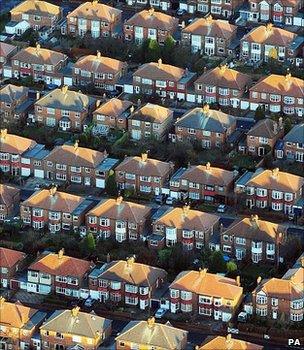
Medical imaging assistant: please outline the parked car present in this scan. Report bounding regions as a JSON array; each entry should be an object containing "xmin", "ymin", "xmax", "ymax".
[
  {"xmin": 84, "ymin": 297, "xmax": 95, "ymax": 308},
  {"xmin": 165, "ymin": 197, "xmax": 176, "ymax": 205},
  {"xmin": 154, "ymin": 194, "xmax": 165, "ymax": 204},
  {"xmin": 237, "ymin": 311, "xmax": 248, "ymax": 322},
  {"xmin": 217, "ymin": 204, "xmax": 227, "ymax": 213},
  {"xmin": 176, "ymin": 9, "xmax": 187, "ymax": 16},
  {"xmin": 155, "ymin": 308, "xmax": 167, "ymax": 319}
]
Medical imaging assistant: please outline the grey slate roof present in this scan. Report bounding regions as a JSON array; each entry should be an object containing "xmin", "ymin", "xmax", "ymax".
[
  {"xmin": 0, "ymin": 84, "xmax": 28, "ymax": 103},
  {"xmin": 36, "ymin": 88, "xmax": 95, "ymax": 112},
  {"xmin": 175, "ymin": 107, "xmax": 236, "ymax": 132},
  {"xmin": 283, "ymin": 124, "xmax": 304, "ymax": 144}
]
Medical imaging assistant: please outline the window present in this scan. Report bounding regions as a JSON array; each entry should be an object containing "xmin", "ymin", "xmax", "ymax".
[
  {"xmin": 170, "ymin": 289, "xmax": 179, "ymax": 298},
  {"xmin": 256, "ymin": 295, "xmax": 267, "ymax": 304},
  {"xmin": 125, "ymin": 296, "xmax": 138, "ymax": 305},
  {"xmin": 199, "ymin": 296, "xmax": 212, "ymax": 304},
  {"xmin": 199, "ymin": 307, "xmax": 212, "ymax": 315},
  {"xmin": 271, "ymin": 298, "xmax": 278, "ymax": 306}
]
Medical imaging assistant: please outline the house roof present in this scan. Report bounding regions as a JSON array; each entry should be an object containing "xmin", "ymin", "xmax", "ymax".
[
  {"xmin": 97, "ymin": 259, "xmax": 167, "ymax": 287},
  {"xmin": 250, "ymin": 74, "xmax": 303, "ymax": 97},
  {"xmin": 194, "ymin": 65, "xmax": 252, "ymax": 90},
  {"xmin": 183, "ymin": 16, "xmax": 236, "ymax": 40},
  {"xmin": 0, "ymin": 184, "xmax": 20, "ymax": 207},
  {"xmin": 181, "ymin": 164, "xmax": 234, "ymax": 186},
  {"xmin": 29, "ymin": 250, "xmax": 94, "ymax": 277},
  {"xmin": 10, "ymin": 0, "xmax": 61, "ymax": 17},
  {"xmin": 40, "ymin": 308, "xmax": 111, "ymax": 338},
  {"xmin": 0, "ymin": 42, "xmax": 17, "ymax": 58},
  {"xmin": 283, "ymin": 123, "xmax": 304, "ymax": 143},
  {"xmin": 12, "ymin": 45, "xmax": 67, "ymax": 66},
  {"xmin": 130, "ymin": 103, "xmax": 173, "ymax": 124},
  {"xmin": 44, "ymin": 142, "xmax": 107, "ymax": 168},
  {"xmin": 199, "ymin": 335, "xmax": 263, "ymax": 350},
  {"xmin": 176, "ymin": 106, "xmax": 236, "ymax": 132},
  {"xmin": 0, "ymin": 129, "xmax": 37, "ymax": 155},
  {"xmin": 36, "ymin": 87, "xmax": 95, "ymax": 112},
  {"xmin": 75, "ymin": 52, "xmax": 127, "ymax": 74},
  {"xmin": 125, "ymin": 9, "xmax": 178, "ymax": 32},
  {"xmin": 0, "ymin": 247, "xmax": 25, "ymax": 269},
  {"xmin": 245, "ymin": 168, "xmax": 304, "ymax": 193},
  {"xmin": 0, "ymin": 84, "xmax": 28, "ymax": 104},
  {"xmin": 242, "ymin": 24, "xmax": 296, "ymax": 46},
  {"xmin": 93, "ymin": 98, "xmax": 132, "ymax": 118},
  {"xmin": 154, "ymin": 206, "xmax": 219, "ymax": 231},
  {"xmin": 134, "ymin": 60, "xmax": 186, "ymax": 82},
  {"xmin": 115, "ymin": 154, "xmax": 172, "ymax": 177},
  {"xmin": 247, "ymin": 119, "xmax": 281, "ymax": 138},
  {"xmin": 67, "ymin": 1, "xmax": 121, "ymax": 22},
  {"xmin": 87, "ymin": 197, "xmax": 151, "ymax": 223},
  {"xmin": 0, "ymin": 299, "xmax": 39, "ymax": 329},
  {"xmin": 170, "ymin": 270, "xmax": 243, "ymax": 300},
  {"xmin": 116, "ymin": 319, "xmax": 187, "ymax": 349},
  {"xmin": 223, "ymin": 216, "xmax": 287, "ymax": 242},
  {"xmin": 21, "ymin": 188, "xmax": 85, "ymax": 213}
]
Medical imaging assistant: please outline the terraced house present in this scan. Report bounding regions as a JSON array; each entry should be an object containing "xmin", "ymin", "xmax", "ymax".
[
  {"xmin": 172, "ymin": 104, "xmax": 236, "ymax": 148},
  {"xmin": 0, "ymin": 129, "xmax": 39, "ymax": 176},
  {"xmin": 194, "ymin": 65, "xmax": 252, "ymax": 107},
  {"xmin": 92, "ymin": 98, "xmax": 133, "ymax": 133},
  {"xmin": 116, "ymin": 318, "xmax": 188, "ymax": 349},
  {"xmin": 26, "ymin": 249, "xmax": 95, "ymax": 296},
  {"xmin": 276, "ymin": 123, "xmax": 304, "ymax": 163},
  {"xmin": 128, "ymin": 103, "xmax": 173, "ymax": 141},
  {"xmin": 39, "ymin": 141, "xmax": 114, "ymax": 188},
  {"xmin": 0, "ymin": 298, "xmax": 46, "ymax": 350},
  {"xmin": 250, "ymin": 255, "xmax": 304, "ymax": 323},
  {"xmin": 169, "ymin": 269, "xmax": 243, "ymax": 321},
  {"xmin": 125, "ymin": 0, "xmax": 171, "ymax": 11},
  {"xmin": 88, "ymin": 258, "xmax": 167, "ymax": 309},
  {"xmin": 220, "ymin": 215, "xmax": 287, "ymax": 263},
  {"xmin": 115, "ymin": 153, "xmax": 174, "ymax": 195},
  {"xmin": 199, "ymin": 335, "xmax": 264, "ymax": 350},
  {"xmin": 235, "ymin": 168, "xmax": 304, "ymax": 214},
  {"xmin": 11, "ymin": 44, "xmax": 68, "ymax": 86},
  {"xmin": 181, "ymin": 16, "xmax": 237, "ymax": 56},
  {"xmin": 73, "ymin": 51, "xmax": 128, "ymax": 90},
  {"xmin": 178, "ymin": 0, "xmax": 243, "ymax": 18},
  {"xmin": 249, "ymin": 73, "xmax": 304, "ymax": 117},
  {"xmin": 0, "ymin": 84, "xmax": 29, "ymax": 124},
  {"xmin": 86, "ymin": 196, "xmax": 151, "ymax": 241},
  {"xmin": 67, "ymin": 0, "xmax": 122, "ymax": 38},
  {"xmin": 124, "ymin": 8, "xmax": 178, "ymax": 45},
  {"xmin": 169, "ymin": 162, "xmax": 235, "ymax": 203},
  {"xmin": 40, "ymin": 307, "xmax": 112, "ymax": 350},
  {"xmin": 34, "ymin": 86, "xmax": 96, "ymax": 131},
  {"xmin": 10, "ymin": 0, "xmax": 62, "ymax": 30},
  {"xmin": 131, "ymin": 59, "xmax": 196, "ymax": 100},
  {"xmin": 20, "ymin": 187, "xmax": 95, "ymax": 233},
  {"xmin": 0, "ymin": 184, "xmax": 20, "ymax": 221},
  {"xmin": 0, "ymin": 247, "xmax": 26, "ymax": 289},
  {"xmin": 0, "ymin": 42, "xmax": 17, "ymax": 78},
  {"xmin": 240, "ymin": 23, "xmax": 302, "ymax": 65},
  {"xmin": 151, "ymin": 205, "xmax": 219, "ymax": 250}
]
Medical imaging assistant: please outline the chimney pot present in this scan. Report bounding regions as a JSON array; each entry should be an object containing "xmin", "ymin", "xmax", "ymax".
[
  {"xmin": 141, "ymin": 153, "xmax": 148, "ymax": 162},
  {"xmin": 58, "ymin": 248, "xmax": 64, "ymax": 259}
]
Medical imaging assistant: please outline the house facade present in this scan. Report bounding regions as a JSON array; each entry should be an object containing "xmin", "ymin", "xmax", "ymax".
[
  {"xmin": 194, "ymin": 65, "xmax": 252, "ymax": 108},
  {"xmin": 0, "ymin": 184, "xmax": 20, "ymax": 221},
  {"xmin": 220, "ymin": 215, "xmax": 287, "ymax": 263},
  {"xmin": 34, "ymin": 86, "xmax": 96, "ymax": 131},
  {"xmin": 88, "ymin": 258, "xmax": 167, "ymax": 310},
  {"xmin": 73, "ymin": 51, "xmax": 128, "ymax": 91},
  {"xmin": 132, "ymin": 59, "xmax": 196, "ymax": 100},
  {"xmin": 26, "ymin": 249, "xmax": 95, "ymax": 296},
  {"xmin": 0, "ymin": 42, "xmax": 17, "ymax": 78},
  {"xmin": 249, "ymin": 73, "xmax": 304, "ymax": 117},
  {"xmin": 0, "ymin": 247, "xmax": 26, "ymax": 289},
  {"xmin": 66, "ymin": 1, "xmax": 122, "ymax": 38},
  {"xmin": 124, "ymin": 8, "xmax": 178, "ymax": 45},
  {"xmin": 86, "ymin": 196, "xmax": 151, "ymax": 241},
  {"xmin": 276, "ymin": 123, "xmax": 304, "ymax": 163},
  {"xmin": 181, "ymin": 16, "xmax": 237, "ymax": 56},
  {"xmin": 115, "ymin": 153, "xmax": 174, "ymax": 195},
  {"xmin": 169, "ymin": 269, "xmax": 243, "ymax": 321},
  {"xmin": 172, "ymin": 104, "xmax": 237, "ymax": 148},
  {"xmin": 128, "ymin": 103, "xmax": 173, "ymax": 141},
  {"xmin": 169, "ymin": 162, "xmax": 235, "ymax": 203},
  {"xmin": 11, "ymin": 44, "xmax": 68, "ymax": 86},
  {"xmin": 151, "ymin": 205, "xmax": 219, "ymax": 250},
  {"xmin": 20, "ymin": 187, "xmax": 95, "ymax": 233}
]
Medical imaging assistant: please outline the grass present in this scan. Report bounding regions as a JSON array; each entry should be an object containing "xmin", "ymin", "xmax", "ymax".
[{"xmin": 229, "ymin": 153, "xmax": 259, "ymax": 170}]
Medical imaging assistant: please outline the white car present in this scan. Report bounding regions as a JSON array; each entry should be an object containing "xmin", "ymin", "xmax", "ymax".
[
  {"xmin": 84, "ymin": 297, "xmax": 95, "ymax": 308},
  {"xmin": 155, "ymin": 308, "xmax": 167, "ymax": 319},
  {"xmin": 217, "ymin": 204, "xmax": 227, "ymax": 213},
  {"xmin": 165, "ymin": 197, "xmax": 175, "ymax": 205}
]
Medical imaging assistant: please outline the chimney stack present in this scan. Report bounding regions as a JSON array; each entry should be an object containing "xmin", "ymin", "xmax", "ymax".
[
  {"xmin": 49, "ymin": 186, "xmax": 57, "ymax": 196},
  {"xmin": 147, "ymin": 317, "xmax": 155, "ymax": 328},
  {"xmin": 58, "ymin": 248, "xmax": 64, "ymax": 259},
  {"xmin": 61, "ymin": 85, "xmax": 68, "ymax": 94},
  {"xmin": 203, "ymin": 104, "xmax": 210, "ymax": 115},
  {"xmin": 116, "ymin": 196, "xmax": 123, "ymax": 205},
  {"xmin": 71, "ymin": 306, "xmax": 80, "ymax": 318},
  {"xmin": 257, "ymin": 276, "xmax": 262, "ymax": 284},
  {"xmin": 96, "ymin": 50, "xmax": 101, "ymax": 58},
  {"xmin": 199, "ymin": 268, "xmax": 208, "ymax": 278},
  {"xmin": 74, "ymin": 140, "xmax": 79, "ymax": 151},
  {"xmin": 205, "ymin": 162, "xmax": 211, "ymax": 171},
  {"xmin": 158, "ymin": 58, "xmax": 162, "ymax": 68},
  {"xmin": 96, "ymin": 99, "xmax": 101, "ymax": 108},
  {"xmin": 149, "ymin": 7, "xmax": 155, "ymax": 16},
  {"xmin": 126, "ymin": 256, "xmax": 135, "ymax": 267},
  {"xmin": 236, "ymin": 275, "xmax": 241, "ymax": 287},
  {"xmin": 36, "ymin": 91, "xmax": 40, "ymax": 100},
  {"xmin": 301, "ymin": 256, "xmax": 304, "ymax": 268},
  {"xmin": 0, "ymin": 129, "xmax": 8, "ymax": 140},
  {"xmin": 182, "ymin": 205, "xmax": 190, "ymax": 217},
  {"xmin": 141, "ymin": 153, "xmax": 148, "ymax": 162},
  {"xmin": 271, "ymin": 168, "xmax": 279, "ymax": 178},
  {"xmin": 0, "ymin": 297, "xmax": 5, "ymax": 308}
]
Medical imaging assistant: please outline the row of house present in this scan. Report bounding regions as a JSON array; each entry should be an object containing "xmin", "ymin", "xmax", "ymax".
[
  {"xmin": 0, "ymin": 293, "xmax": 263, "ymax": 350},
  {"xmin": 1, "ymin": 245, "xmax": 303, "ymax": 326}
]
